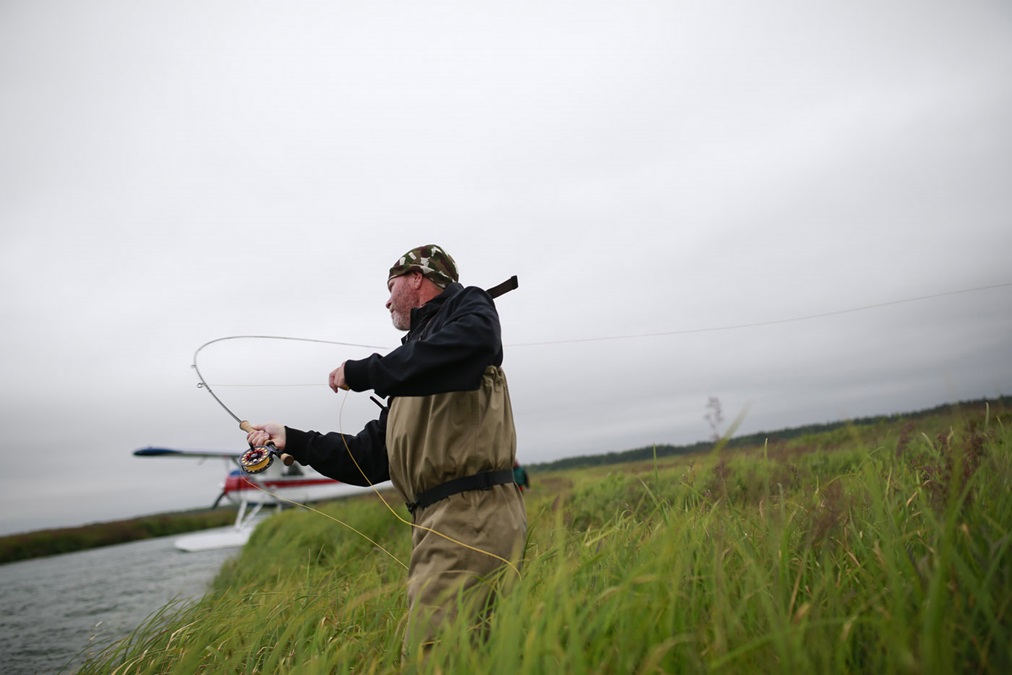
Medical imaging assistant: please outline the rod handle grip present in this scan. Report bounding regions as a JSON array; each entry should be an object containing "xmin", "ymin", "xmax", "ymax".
[{"xmin": 239, "ymin": 420, "xmax": 294, "ymax": 466}]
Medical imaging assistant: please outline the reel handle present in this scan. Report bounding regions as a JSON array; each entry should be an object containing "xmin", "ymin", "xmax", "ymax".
[{"xmin": 239, "ymin": 420, "xmax": 294, "ymax": 466}]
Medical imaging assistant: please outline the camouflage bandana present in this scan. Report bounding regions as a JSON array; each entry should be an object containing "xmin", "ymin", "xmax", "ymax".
[{"xmin": 387, "ymin": 244, "xmax": 459, "ymax": 288}]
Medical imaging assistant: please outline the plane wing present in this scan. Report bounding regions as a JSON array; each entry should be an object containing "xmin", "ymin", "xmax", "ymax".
[{"xmin": 133, "ymin": 446, "xmax": 243, "ymax": 460}]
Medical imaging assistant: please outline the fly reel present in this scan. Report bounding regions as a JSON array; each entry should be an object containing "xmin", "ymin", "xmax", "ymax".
[
  {"xmin": 240, "ymin": 445, "xmax": 276, "ymax": 474},
  {"xmin": 236, "ymin": 421, "xmax": 295, "ymax": 473}
]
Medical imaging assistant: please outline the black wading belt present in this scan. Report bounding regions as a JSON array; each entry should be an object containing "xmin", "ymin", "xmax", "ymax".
[{"xmin": 407, "ymin": 469, "xmax": 516, "ymax": 514}]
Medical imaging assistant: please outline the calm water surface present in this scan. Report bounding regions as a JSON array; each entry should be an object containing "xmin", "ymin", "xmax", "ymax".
[{"xmin": 0, "ymin": 535, "xmax": 238, "ymax": 674}]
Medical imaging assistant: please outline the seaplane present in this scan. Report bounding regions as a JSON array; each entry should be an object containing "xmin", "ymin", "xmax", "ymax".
[{"xmin": 133, "ymin": 446, "xmax": 363, "ymax": 552}]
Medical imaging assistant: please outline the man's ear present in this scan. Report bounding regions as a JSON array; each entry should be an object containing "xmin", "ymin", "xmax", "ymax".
[{"xmin": 408, "ymin": 270, "xmax": 425, "ymax": 288}]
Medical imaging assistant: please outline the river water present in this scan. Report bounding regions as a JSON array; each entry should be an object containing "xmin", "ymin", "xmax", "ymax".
[{"xmin": 0, "ymin": 534, "xmax": 238, "ymax": 674}]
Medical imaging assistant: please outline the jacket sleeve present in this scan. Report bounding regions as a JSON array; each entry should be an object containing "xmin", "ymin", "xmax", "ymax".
[
  {"xmin": 344, "ymin": 288, "xmax": 502, "ymax": 397},
  {"xmin": 281, "ymin": 407, "xmax": 390, "ymax": 486}
]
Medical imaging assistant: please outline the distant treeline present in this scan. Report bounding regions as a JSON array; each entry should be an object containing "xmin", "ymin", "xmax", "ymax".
[
  {"xmin": 0, "ymin": 508, "xmax": 239, "ymax": 565},
  {"xmin": 526, "ymin": 395, "xmax": 1011, "ymax": 473}
]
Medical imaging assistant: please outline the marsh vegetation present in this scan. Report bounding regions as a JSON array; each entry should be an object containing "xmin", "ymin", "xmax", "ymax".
[{"xmin": 78, "ymin": 400, "xmax": 1011, "ymax": 673}]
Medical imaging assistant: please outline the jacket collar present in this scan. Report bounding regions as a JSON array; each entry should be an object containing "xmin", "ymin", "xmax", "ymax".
[{"xmin": 403, "ymin": 283, "xmax": 462, "ymax": 342}]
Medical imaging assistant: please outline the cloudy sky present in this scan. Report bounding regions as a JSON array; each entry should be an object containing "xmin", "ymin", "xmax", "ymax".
[{"xmin": 2, "ymin": 1, "xmax": 1010, "ymax": 536}]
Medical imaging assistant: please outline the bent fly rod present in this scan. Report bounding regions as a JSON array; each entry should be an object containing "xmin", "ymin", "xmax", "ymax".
[
  {"xmin": 191, "ymin": 338, "xmax": 295, "ymax": 474},
  {"xmin": 191, "ymin": 335, "xmax": 385, "ymax": 474}
]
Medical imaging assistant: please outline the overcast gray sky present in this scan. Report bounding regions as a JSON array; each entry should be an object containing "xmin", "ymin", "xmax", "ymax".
[{"xmin": 2, "ymin": 1, "xmax": 1010, "ymax": 536}]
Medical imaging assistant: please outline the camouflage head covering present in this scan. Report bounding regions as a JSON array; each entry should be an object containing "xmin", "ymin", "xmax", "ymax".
[{"xmin": 388, "ymin": 244, "xmax": 459, "ymax": 288}]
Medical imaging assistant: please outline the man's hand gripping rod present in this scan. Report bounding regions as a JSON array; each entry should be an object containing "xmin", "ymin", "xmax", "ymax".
[{"xmin": 238, "ymin": 421, "xmax": 293, "ymax": 474}]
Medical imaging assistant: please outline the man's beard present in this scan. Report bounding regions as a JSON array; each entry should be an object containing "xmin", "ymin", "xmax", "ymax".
[{"xmin": 391, "ymin": 310, "xmax": 410, "ymax": 331}]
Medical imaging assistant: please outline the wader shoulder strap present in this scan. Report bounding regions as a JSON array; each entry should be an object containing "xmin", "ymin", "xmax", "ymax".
[{"xmin": 485, "ymin": 275, "xmax": 518, "ymax": 299}]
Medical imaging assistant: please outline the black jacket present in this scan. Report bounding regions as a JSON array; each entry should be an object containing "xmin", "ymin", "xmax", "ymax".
[{"xmin": 282, "ymin": 283, "xmax": 503, "ymax": 485}]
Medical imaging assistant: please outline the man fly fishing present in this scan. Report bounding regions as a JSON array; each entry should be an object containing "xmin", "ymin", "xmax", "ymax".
[{"xmin": 246, "ymin": 244, "xmax": 527, "ymax": 655}]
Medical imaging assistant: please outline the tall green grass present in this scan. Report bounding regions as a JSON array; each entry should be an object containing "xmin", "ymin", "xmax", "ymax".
[{"xmin": 79, "ymin": 406, "xmax": 1011, "ymax": 673}]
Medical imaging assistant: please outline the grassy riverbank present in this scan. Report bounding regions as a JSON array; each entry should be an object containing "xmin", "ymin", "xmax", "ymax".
[{"xmin": 77, "ymin": 399, "xmax": 1011, "ymax": 673}]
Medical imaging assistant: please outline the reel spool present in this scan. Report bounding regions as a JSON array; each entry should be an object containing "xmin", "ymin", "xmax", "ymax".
[{"xmin": 240, "ymin": 445, "xmax": 275, "ymax": 474}]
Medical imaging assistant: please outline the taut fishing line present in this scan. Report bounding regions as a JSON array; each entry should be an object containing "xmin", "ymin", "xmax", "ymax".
[{"xmin": 506, "ymin": 280, "xmax": 1012, "ymax": 347}]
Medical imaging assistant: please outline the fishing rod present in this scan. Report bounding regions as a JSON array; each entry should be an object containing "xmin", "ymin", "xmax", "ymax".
[
  {"xmin": 191, "ymin": 339, "xmax": 291, "ymax": 473},
  {"xmin": 191, "ymin": 335, "xmax": 386, "ymax": 474}
]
